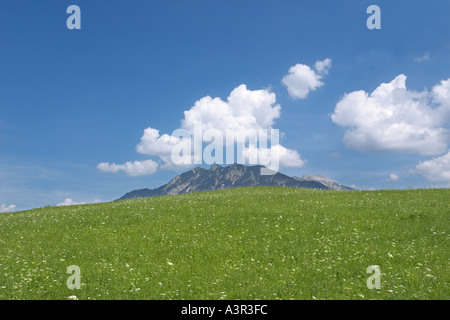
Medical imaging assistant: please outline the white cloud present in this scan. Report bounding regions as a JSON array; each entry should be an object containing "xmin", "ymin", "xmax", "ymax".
[
  {"xmin": 388, "ymin": 173, "xmax": 399, "ymax": 181},
  {"xmin": 331, "ymin": 74, "xmax": 450, "ymax": 156},
  {"xmin": 432, "ymin": 78, "xmax": 450, "ymax": 121},
  {"xmin": 414, "ymin": 150, "xmax": 450, "ymax": 183},
  {"xmin": 182, "ymin": 84, "xmax": 281, "ymax": 135},
  {"xmin": 136, "ymin": 84, "xmax": 285, "ymax": 168},
  {"xmin": 314, "ymin": 58, "xmax": 332, "ymax": 75},
  {"xmin": 98, "ymin": 83, "xmax": 305, "ymax": 175},
  {"xmin": 136, "ymin": 128, "xmax": 182, "ymax": 156},
  {"xmin": 180, "ymin": 84, "xmax": 303, "ymax": 168},
  {"xmin": 275, "ymin": 145, "xmax": 306, "ymax": 167},
  {"xmin": 414, "ymin": 52, "xmax": 430, "ymax": 62},
  {"xmin": 97, "ymin": 159, "xmax": 159, "ymax": 176},
  {"xmin": 56, "ymin": 198, "xmax": 86, "ymax": 206},
  {"xmin": 243, "ymin": 144, "xmax": 305, "ymax": 168},
  {"xmin": 282, "ymin": 58, "xmax": 331, "ymax": 99},
  {"xmin": 0, "ymin": 204, "xmax": 16, "ymax": 213},
  {"xmin": 56, "ymin": 198, "xmax": 103, "ymax": 207}
]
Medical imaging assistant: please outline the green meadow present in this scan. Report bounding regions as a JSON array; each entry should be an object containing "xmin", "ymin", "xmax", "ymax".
[{"xmin": 0, "ymin": 187, "xmax": 448, "ymax": 300}]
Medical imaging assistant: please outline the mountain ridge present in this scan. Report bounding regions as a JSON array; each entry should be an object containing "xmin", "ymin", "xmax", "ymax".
[
  {"xmin": 294, "ymin": 174, "xmax": 354, "ymax": 191},
  {"xmin": 117, "ymin": 164, "xmax": 353, "ymax": 201}
]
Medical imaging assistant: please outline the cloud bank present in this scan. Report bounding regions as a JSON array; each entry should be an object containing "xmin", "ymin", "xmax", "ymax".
[
  {"xmin": 388, "ymin": 173, "xmax": 399, "ymax": 181},
  {"xmin": 414, "ymin": 150, "xmax": 450, "ymax": 183},
  {"xmin": 97, "ymin": 159, "xmax": 159, "ymax": 176},
  {"xmin": 331, "ymin": 75, "xmax": 450, "ymax": 156},
  {"xmin": 56, "ymin": 198, "xmax": 102, "ymax": 206},
  {"xmin": 98, "ymin": 84, "xmax": 306, "ymax": 176},
  {"xmin": 332, "ymin": 74, "xmax": 450, "ymax": 183},
  {"xmin": 0, "ymin": 204, "xmax": 16, "ymax": 213},
  {"xmin": 56, "ymin": 198, "xmax": 86, "ymax": 206}
]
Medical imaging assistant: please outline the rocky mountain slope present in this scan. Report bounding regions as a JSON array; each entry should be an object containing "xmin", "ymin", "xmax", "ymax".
[
  {"xmin": 294, "ymin": 174, "xmax": 354, "ymax": 191},
  {"xmin": 118, "ymin": 164, "xmax": 353, "ymax": 200}
]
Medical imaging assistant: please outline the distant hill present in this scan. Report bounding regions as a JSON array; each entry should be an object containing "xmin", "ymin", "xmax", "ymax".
[{"xmin": 118, "ymin": 164, "xmax": 353, "ymax": 201}]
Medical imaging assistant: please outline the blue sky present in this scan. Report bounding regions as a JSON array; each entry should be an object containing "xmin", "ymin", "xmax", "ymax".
[{"xmin": 1, "ymin": 0, "xmax": 450, "ymax": 211}]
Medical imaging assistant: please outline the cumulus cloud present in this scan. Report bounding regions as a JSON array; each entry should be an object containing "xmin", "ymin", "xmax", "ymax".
[
  {"xmin": 331, "ymin": 74, "xmax": 450, "ymax": 156},
  {"xmin": 56, "ymin": 198, "xmax": 102, "ymax": 206},
  {"xmin": 243, "ymin": 144, "xmax": 305, "ymax": 168},
  {"xmin": 414, "ymin": 150, "xmax": 450, "ymax": 183},
  {"xmin": 273, "ymin": 145, "xmax": 306, "ymax": 167},
  {"xmin": 136, "ymin": 128, "xmax": 182, "ymax": 156},
  {"xmin": 388, "ymin": 173, "xmax": 399, "ymax": 181},
  {"xmin": 0, "ymin": 204, "xmax": 16, "ymax": 213},
  {"xmin": 432, "ymin": 78, "xmax": 450, "ymax": 121},
  {"xmin": 282, "ymin": 58, "xmax": 331, "ymax": 99},
  {"xmin": 182, "ymin": 84, "xmax": 281, "ymax": 135},
  {"xmin": 97, "ymin": 159, "xmax": 159, "ymax": 176},
  {"xmin": 56, "ymin": 198, "xmax": 86, "ymax": 206},
  {"xmin": 98, "ymin": 84, "xmax": 305, "ymax": 175},
  {"xmin": 136, "ymin": 84, "xmax": 282, "ymax": 164},
  {"xmin": 314, "ymin": 58, "xmax": 332, "ymax": 75}
]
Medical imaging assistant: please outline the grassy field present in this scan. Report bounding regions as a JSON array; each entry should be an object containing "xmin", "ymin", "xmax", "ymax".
[{"xmin": 0, "ymin": 187, "xmax": 448, "ymax": 300}]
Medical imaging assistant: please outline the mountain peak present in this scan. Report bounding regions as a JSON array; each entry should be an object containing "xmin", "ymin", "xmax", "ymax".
[
  {"xmin": 297, "ymin": 174, "xmax": 353, "ymax": 191},
  {"xmin": 117, "ymin": 164, "xmax": 353, "ymax": 201}
]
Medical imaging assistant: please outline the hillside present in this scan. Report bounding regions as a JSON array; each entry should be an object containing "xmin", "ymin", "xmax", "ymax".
[{"xmin": 0, "ymin": 187, "xmax": 448, "ymax": 300}]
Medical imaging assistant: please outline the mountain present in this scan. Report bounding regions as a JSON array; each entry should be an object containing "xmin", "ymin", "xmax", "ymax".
[
  {"xmin": 294, "ymin": 174, "xmax": 354, "ymax": 191},
  {"xmin": 118, "ymin": 164, "xmax": 352, "ymax": 201}
]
